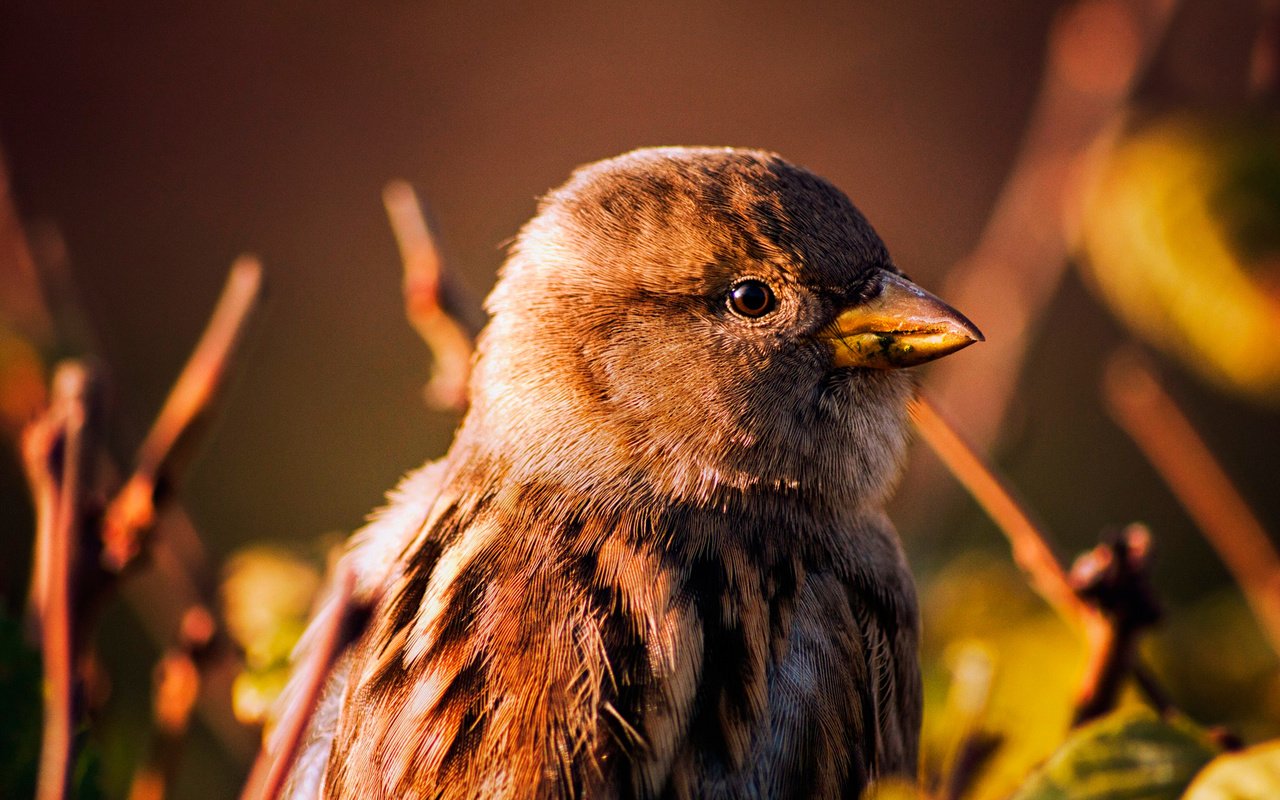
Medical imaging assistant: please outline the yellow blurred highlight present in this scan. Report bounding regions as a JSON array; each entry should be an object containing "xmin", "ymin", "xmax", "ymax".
[
  {"xmin": 861, "ymin": 776, "xmax": 921, "ymax": 800},
  {"xmin": 221, "ymin": 546, "xmax": 322, "ymax": 725},
  {"xmin": 231, "ymin": 668, "xmax": 292, "ymax": 727},
  {"xmin": 221, "ymin": 547, "xmax": 321, "ymax": 669},
  {"xmin": 921, "ymin": 554, "xmax": 1085, "ymax": 800},
  {"xmin": 1185, "ymin": 739, "xmax": 1280, "ymax": 800},
  {"xmin": 1075, "ymin": 113, "xmax": 1280, "ymax": 403}
]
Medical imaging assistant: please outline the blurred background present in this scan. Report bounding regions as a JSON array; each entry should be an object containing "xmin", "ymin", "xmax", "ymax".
[{"xmin": 1, "ymin": 1, "xmax": 1277, "ymax": 798}]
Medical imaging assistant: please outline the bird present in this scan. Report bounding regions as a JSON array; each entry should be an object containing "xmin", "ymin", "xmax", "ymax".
[{"xmin": 274, "ymin": 146, "xmax": 982, "ymax": 800}]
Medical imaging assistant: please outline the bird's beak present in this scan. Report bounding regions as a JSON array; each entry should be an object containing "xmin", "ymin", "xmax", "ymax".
[{"xmin": 822, "ymin": 271, "xmax": 983, "ymax": 369}]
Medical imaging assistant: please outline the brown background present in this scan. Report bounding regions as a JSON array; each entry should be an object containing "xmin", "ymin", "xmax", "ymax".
[{"xmin": 2, "ymin": 2, "xmax": 1276, "ymax": 796}]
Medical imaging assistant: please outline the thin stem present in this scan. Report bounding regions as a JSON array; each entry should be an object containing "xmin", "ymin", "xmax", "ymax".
[
  {"xmin": 240, "ymin": 564, "xmax": 357, "ymax": 800},
  {"xmin": 102, "ymin": 257, "xmax": 263, "ymax": 572},
  {"xmin": 1103, "ymin": 350, "xmax": 1280, "ymax": 659},
  {"xmin": 924, "ymin": 0, "xmax": 1182, "ymax": 451},
  {"xmin": 1072, "ymin": 618, "xmax": 1136, "ymax": 726},
  {"xmin": 26, "ymin": 362, "xmax": 95, "ymax": 800},
  {"xmin": 383, "ymin": 180, "xmax": 474, "ymax": 411},
  {"xmin": 910, "ymin": 395, "xmax": 1094, "ymax": 627},
  {"xmin": 912, "ymin": 394, "xmax": 1164, "ymax": 727}
]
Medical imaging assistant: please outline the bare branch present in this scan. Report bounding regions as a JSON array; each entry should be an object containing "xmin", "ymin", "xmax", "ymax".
[
  {"xmin": 102, "ymin": 256, "xmax": 263, "ymax": 573},
  {"xmin": 23, "ymin": 361, "xmax": 100, "ymax": 800},
  {"xmin": 912, "ymin": 394, "xmax": 1171, "ymax": 727},
  {"xmin": 1103, "ymin": 349, "xmax": 1280, "ymax": 659},
  {"xmin": 383, "ymin": 180, "xmax": 474, "ymax": 411},
  {"xmin": 240, "ymin": 563, "xmax": 359, "ymax": 800},
  {"xmin": 10, "ymin": 139, "xmax": 261, "ymax": 791},
  {"xmin": 911, "ymin": 395, "xmax": 1093, "ymax": 626},
  {"xmin": 127, "ymin": 606, "xmax": 218, "ymax": 800},
  {"xmin": 936, "ymin": 645, "xmax": 1003, "ymax": 800},
  {"xmin": 1068, "ymin": 524, "xmax": 1162, "ymax": 725},
  {"xmin": 925, "ymin": 0, "xmax": 1181, "ymax": 451}
]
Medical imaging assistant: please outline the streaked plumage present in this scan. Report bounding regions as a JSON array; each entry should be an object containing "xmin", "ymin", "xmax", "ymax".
[{"xmin": 278, "ymin": 147, "xmax": 980, "ymax": 799}]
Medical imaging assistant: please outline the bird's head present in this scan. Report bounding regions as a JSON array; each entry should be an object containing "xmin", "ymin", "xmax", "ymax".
[{"xmin": 460, "ymin": 147, "xmax": 981, "ymax": 512}]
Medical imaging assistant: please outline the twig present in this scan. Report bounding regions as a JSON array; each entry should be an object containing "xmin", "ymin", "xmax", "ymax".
[
  {"xmin": 239, "ymin": 563, "xmax": 359, "ymax": 800},
  {"xmin": 10, "ymin": 133, "xmax": 262, "ymax": 790},
  {"xmin": 1067, "ymin": 524, "xmax": 1162, "ymax": 725},
  {"xmin": 105, "ymin": 258, "xmax": 265, "ymax": 793},
  {"xmin": 127, "ymin": 606, "xmax": 218, "ymax": 800},
  {"xmin": 1131, "ymin": 662, "xmax": 1173, "ymax": 715},
  {"xmin": 910, "ymin": 396, "xmax": 1093, "ymax": 626},
  {"xmin": 1103, "ymin": 350, "xmax": 1280, "ymax": 659},
  {"xmin": 102, "ymin": 256, "xmax": 263, "ymax": 572},
  {"xmin": 925, "ymin": 0, "xmax": 1181, "ymax": 451},
  {"xmin": 383, "ymin": 180, "xmax": 474, "ymax": 411},
  {"xmin": 940, "ymin": 733, "xmax": 1003, "ymax": 800},
  {"xmin": 22, "ymin": 362, "xmax": 100, "ymax": 800},
  {"xmin": 911, "ymin": 394, "xmax": 1169, "ymax": 726},
  {"xmin": 22, "ymin": 389, "xmax": 61, "ymax": 637}
]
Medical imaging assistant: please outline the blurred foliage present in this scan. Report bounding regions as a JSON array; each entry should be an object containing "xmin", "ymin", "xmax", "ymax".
[
  {"xmin": 919, "ymin": 552, "xmax": 1280, "ymax": 800},
  {"xmin": 1075, "ymin": 112, "xmax": 1280, "ymax": 403},
  {"xmin": 1185, "ymin": 740, "xmax": 1280, "ymax": 800},
  {"xmin": 1008, "ymin": 707, "xmax": 1218, "ymax": 800},
  {"xmin": 1148, "ymin": 589, "xmax": 1280, "ymax": 745},
  {"xmin": 219, "ymin": 546, "xmax": 322, "ymax": 726},
  {"xmin": 921, "ymin": 553, "xmax": 1082, "ymax": 800}
]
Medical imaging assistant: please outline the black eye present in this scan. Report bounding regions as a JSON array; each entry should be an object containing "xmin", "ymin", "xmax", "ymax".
[{"xmin": 728, "ymin": 280, "xmax": 776, "ymax": 318}]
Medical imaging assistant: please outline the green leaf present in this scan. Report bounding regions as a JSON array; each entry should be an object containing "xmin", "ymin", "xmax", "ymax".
[
  {"xmin": 1009, "ymin": 707, "xmax": 1218, "ymax": 800},
  {"xmin": 1184, "ymin": 740, "xmax": 1280, "ymax": 800}
]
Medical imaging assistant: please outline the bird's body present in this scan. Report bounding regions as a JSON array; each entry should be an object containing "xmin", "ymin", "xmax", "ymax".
[{"xmin": 278, "ymin": 147, "xmax": 980, "ymax": 799}]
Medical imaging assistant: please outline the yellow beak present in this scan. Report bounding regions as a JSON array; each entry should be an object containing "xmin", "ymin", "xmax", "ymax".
[{"xmin": 822, "ymin": 271, "xmax": 983, "ymax": 369}]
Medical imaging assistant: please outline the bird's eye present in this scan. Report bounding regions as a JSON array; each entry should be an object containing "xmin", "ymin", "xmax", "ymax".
[{"xmin": 728, "ymin": 280, "xmax": 776, "ymax": 318}]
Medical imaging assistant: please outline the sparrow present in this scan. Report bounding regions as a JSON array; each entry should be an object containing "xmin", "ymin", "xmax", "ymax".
[{"xmin": 278, "ymin": 146, "xmax": 981, "ymax": 799}]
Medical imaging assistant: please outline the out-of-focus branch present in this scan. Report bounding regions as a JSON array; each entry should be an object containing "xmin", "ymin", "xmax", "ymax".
[
  {"xmin": 911, "ymin": 396, "xmax": 1092, "ymax": 626},
  {"xmin": 1103, "ymin": 350, "xmax": 1280, "ymax": 659},
  {"xmin": 127, "ymin": 607, "xmax": 217, "ymax": 800},
  {"xmin": 19, "ymin": 254, "xmax": 263, "ymax": 799},
  {"xmin": 22, "ymin": 362, "xmax": 101, "ymax": 800},
  {"xmin": 104, "ymin": 259, "xmax": 264, "ymax": 796},
  {"xmin": 10, "ymin": 126, "xmax": 260, "ymax": 792},
  {"xmin": 1067, "ymin": 524, "xmax": 1163, "ymax": 725},
  {"xmin": 912, "ymin": 394, "xmax": 1169, "ymax": 727},
  {"xmin": 926, "ymin": 0, "xmax": 1180, "ymax": 451},
  {"xmin": 102, "ymin": 256, "xmax": 263, "ymax": 572},
  {"xmin": 383, "ymin": 180, "xmax": 474, "ymax": 412},
  {"xmin": 240, "ymin": 184, "xmax": 474, "ymax": 800},
  {"xmin": 120, "ymin": 513, "xmax": 259, "ymax": 766},
  {"xmin": 240, "ymin": 564, "xmax": 359, "ymax": 800}
]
